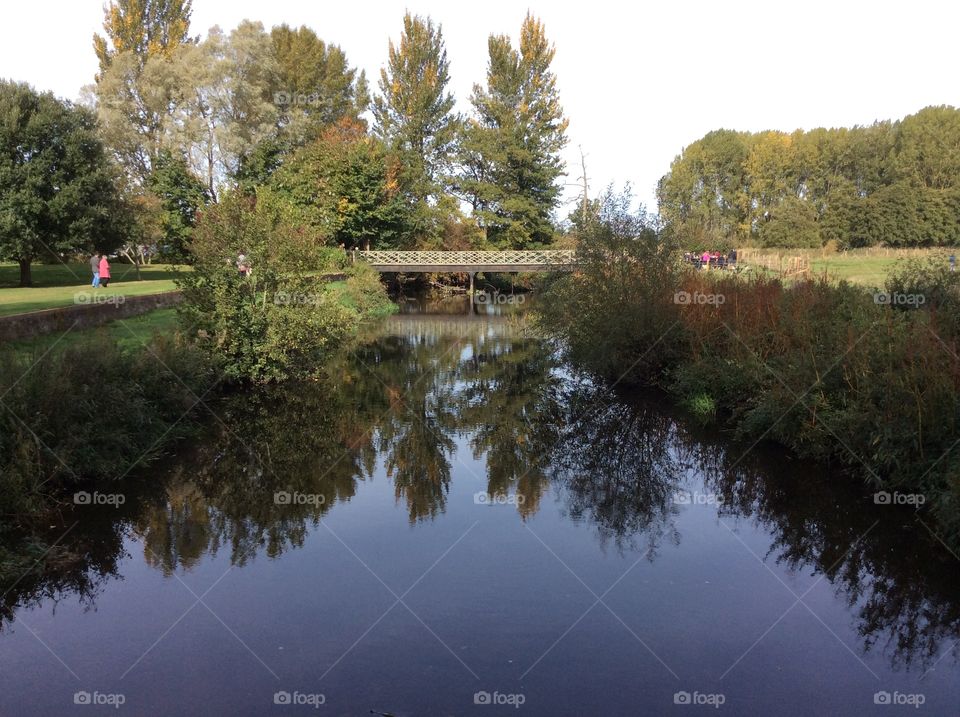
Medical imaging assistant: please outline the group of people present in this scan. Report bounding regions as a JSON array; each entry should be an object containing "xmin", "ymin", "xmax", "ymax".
[
  {"xmin": 89, "ymin": 252, "xmax": 112, "ymax": 287},
  {"xmin": 684, "ymin": 249, "xmax": 737, "ymax": 270}
]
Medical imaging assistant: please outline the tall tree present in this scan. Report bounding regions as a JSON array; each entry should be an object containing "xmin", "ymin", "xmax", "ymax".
[
  {"xmin": 93, "ymin": 0, "xmax": 193, "ymax": 76},
  {"xmin": 270, "ymin": 24, "xmax": 368, "ymax": 127},
  {"xmin": 0, "ymin": 82, "xmax": 124, "ymax": 286},
  {"xmin": 372, "ymin": 13, "xmax": 457, "ymax": 207},
  {"xmin": 91, "ymin": 0, "xmax": 194, "ymax": 183},
  {"xmin": 459, "ymin": 13, "xmax": 568, "ymax": 248}
]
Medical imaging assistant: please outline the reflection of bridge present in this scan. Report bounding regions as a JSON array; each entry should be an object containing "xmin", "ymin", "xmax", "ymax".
[{"xmin": 355, "ymin": 250, "xmax": 577, "ymax": 274}]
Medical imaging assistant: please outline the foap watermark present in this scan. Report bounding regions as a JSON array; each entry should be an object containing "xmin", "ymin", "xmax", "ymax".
[
  {"xmin": 74, "ymin": 292, "xmax": 126, "ymax": 307},
  {"xmin": 274, "ymin": 691, "xmax": 326, "ymax": 708},
  {"xmin": 874, "ymin": 690, "xmax": 925, "ymax": 708},
  {"xmin": 874, "ymin": 491, "xmax": 925, "ymax": 507},
  {"xmin": 74, "ymin": 491, "xmax": 126, "ymax": 507},
  {"xmin": 474, "ymin": 691, "xmax": 525, "ymax": 708},
  {"xmin": 274, "ymin": 491, "xmax": 326, "ymax": 506},
  {"xmin": 475, "ymin": 291, "xmax": 525, "ymax": 306},
  {"xmin": 673, "ymin": 490, "xmax": 724, "ymax": 506},
  {"xmin": 674, "ymin": 691, "xmax": 726, "ymax": 709},
  {"xmin": 274, "ymin": 291, "xmax": 323, "ymax": 306},
  {"xmin": 273, "ymin": 91, "xmax": 326, "ymax": 107},
  {"xmin": 873, "ymin": 292, "xmax": 926, "ymax": 307},
  {"xmin": 674, "ymin": 291, "xmax": 725, "ymax": 306},
  {"xmin": 74, "ymin": 691, "xmax": 125, "ymax": 709},
  {"xmin": 474, "ymin": 492, "xmax": 525, "ymax": 506}
]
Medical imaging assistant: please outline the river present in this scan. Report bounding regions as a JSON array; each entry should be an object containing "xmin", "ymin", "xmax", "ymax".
[{"xmin": 1, "ymin": 296, "xmax": 959, "ymax": 715}]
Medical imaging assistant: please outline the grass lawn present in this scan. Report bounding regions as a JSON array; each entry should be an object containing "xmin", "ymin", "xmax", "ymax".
[
  {"xmin": 807, "ymin": 256, "xmax": 902, "ymax": 287},
  {"xmin": 0, "ymin": 263, "xmax": 186, "ymax": 317},
  {"xmin": 8, "ymin": 308, "xmax": 180, "ymax": 358},
  {"xmin": 738, "ymin": 248, "xmax": 956, "ymax": 287}
]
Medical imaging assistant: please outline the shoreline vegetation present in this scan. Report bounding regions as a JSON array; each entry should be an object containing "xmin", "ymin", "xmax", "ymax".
[
  {"xmin": 0, "ymin": 196, "xmax": 396, "ymax": 533},
  {"xmin": 536, "ymin": 188, "xmax": 960, "ymax": 552}
]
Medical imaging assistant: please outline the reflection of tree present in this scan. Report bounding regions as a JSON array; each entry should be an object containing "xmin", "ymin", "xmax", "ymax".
[
  {"xmin": 459, "ymin": 335, "xmax": 562, "ymax": 519},
  {"xmin": 549, "ymin": 384, "xmax": 681, "ymax": 554},
  {"xmin": 0, "ymin": 517, "xmax": 126, "ymax": 633},
  {"xmin": 697, "ymin": 440, "xmax": 960, "ymax": 672},
  {"xmin": 4, "ymin": 307, "xmax": 960, "ymax": 676},
  {"xmin": 137, "ymin": 378, "xmax": 377, "ymax": 569}
]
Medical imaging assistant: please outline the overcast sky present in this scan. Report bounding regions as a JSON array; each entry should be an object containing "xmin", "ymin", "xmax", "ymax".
[{"xmin": 2, "ymin": 0, "xmax": 958, "ymax": 214}]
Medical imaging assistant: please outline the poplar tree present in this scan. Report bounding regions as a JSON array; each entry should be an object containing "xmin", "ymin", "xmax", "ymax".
[
  {"xmin": 372, "ymin": 13, "xmax": 458, "ymax": 207},
  {"xmin": 459, "ymin": 13, "xmax": 568, "ymax": 248},
  {"xmin": 93, "ymin": 0, "xmax": 194, "ymax": 76}
]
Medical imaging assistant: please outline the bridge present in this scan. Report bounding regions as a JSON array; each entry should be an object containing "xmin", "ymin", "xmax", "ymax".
[{"xmin": 353, "ymin": 249, "xmax": 577, "ymax": 274}]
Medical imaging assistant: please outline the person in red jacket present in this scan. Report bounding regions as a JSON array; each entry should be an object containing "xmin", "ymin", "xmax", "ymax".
[{"xmin": 98, "ymin": 254, "xmax": 112, "ymax": 288}]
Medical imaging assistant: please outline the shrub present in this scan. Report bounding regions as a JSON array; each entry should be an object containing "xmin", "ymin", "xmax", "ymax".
[
  {"xmin": 0, "ymin": 333, "xmax": 214, "ymax": 523},
  {"xmin": 177, "ymin": 188, "xmax": 393, "ymax": 382}
]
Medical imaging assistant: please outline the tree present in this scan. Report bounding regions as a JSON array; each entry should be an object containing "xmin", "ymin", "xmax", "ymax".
[
  {"xmin": 0, "ymin": 81, "xmax": 124, "ymax": 286},
  {"xmin": 657, "ymin": 129, "xmax": 750, "ymax": 246},
  {"xmin": 93, "ymin": 0, "xmax": 194, "ymax": 76},
  {"xmin": 172, "ymin": 22, "xmax": 280, "ymax": 199},
  {"xmin": 758, "ymin": 197, "xmax": 821, "ymax": 248},
  {"xmin": 372, "ymin": 13, "xmax": 458, "ymax": 208},
  {"xmin": 234, "ymin": 25, "xmax": 370, "ymax": 190},
  {"xmin": 91, "ymin": 0, "xmax": 194, "ymax": 184},
  {"xmin": 459, "ymin": 14, "xmax": 568, "ymax": 248},
  {"xmin": 270, "ymin": 24, "xmax": 368, "ymax": 127},
  {"xmin": 147, "ymin": 150, "xmax": 210, "ymax": 259},
  {"xmin": 270, "ymin": 119, "xmax": 411, "ymax": 249},
  {"xmin": 90, "ymin": 48, "xmax": 185, "ymax": 183}
]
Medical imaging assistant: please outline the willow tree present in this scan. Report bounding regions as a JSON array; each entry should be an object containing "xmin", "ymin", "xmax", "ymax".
[{"xmin": 458, "ymin": 13, "xmax": 568, "ymax": 248}]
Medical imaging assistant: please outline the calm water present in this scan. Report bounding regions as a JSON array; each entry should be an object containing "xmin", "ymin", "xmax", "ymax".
[{"xmin": 2, "ymin": 297, "xmax": 960, "ymax": 715}]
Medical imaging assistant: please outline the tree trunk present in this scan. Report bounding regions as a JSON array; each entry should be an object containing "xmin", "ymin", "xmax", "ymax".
[{"xmin": 18, "ymin": 258, "xmax": 32, "ymax": 287}]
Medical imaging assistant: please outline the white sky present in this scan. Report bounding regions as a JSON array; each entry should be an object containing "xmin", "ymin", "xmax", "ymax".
[{"xmin": 2, "ymin": 0, "xmax": 958, "ymax": 215}]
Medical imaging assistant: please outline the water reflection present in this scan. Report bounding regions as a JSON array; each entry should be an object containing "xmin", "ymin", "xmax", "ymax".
[{"xmin": 2, "ymin": 298, "xmax": 959, "ymax": 676}]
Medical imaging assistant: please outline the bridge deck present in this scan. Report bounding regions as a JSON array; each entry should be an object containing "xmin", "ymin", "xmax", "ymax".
[{"xmin": 355, "ymin": 249, "xmax": 576, "ymax": 273}]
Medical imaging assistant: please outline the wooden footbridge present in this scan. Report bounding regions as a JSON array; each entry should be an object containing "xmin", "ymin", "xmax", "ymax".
[{"xmin": 353, "ymin": 249, "xmax": 577, "ymax": 274}]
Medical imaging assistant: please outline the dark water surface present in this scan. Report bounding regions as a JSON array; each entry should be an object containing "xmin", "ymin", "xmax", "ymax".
[{"xmin": 2, "ymin": 297, "xmax": 960, "ymax": 715}]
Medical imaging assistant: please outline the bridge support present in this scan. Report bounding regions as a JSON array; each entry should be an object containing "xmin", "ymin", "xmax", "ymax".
[{"xmin": 469, "ymin": 272, "xmax": 475, "ymax": 309}]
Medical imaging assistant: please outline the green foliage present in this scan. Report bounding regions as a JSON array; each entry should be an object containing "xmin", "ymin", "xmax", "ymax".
[
  {"xmin": 457, "ymin": 14, "xmax": 568, "ymax": 248},
  {"xmin": 0, "ymin": 80, "xmax": 125, "ymax": 286},
  {"xmin": 93, "ymin": 0, "xmax": 194, "ymax": 76},
  {"xmin": 372, "ymin": 13, "xmax": 458, "ymax": 210},
  {"xmin": 176, "ymin": 189, "xmax": 393, "ymax": 382},
  {"xmin": 0, "ymin": 331, "xmax": 214, "ymax": 521},
  {"xmin": 659, "ymin": 106, "xmax": 960, "ymax": 248},
  {"xmin": 539, "ymin": 189, "xmax": 960, "ymax": 548},
  {"xmin": 147, "ymin": 150, "xmax": 210, "ymax": 259},
  {"xmin": 759, "ymin": 196, "xmax": 821, "ymax": 248},
  {"xmin": 269, "ymin": 120, "xmax": 412, "ymax": 249},
  {"xmin": 270, "ymin": 24, "xmax": 368, "ymax": 127},
  {"xmin": 536, "ymin": 186, "xmax": 685, "ymax": 383}
]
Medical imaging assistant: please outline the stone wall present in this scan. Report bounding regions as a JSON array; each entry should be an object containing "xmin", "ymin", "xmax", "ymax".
[{"xmin": 0, "ymin": 291, "xmax": 182, "ymax": 343}]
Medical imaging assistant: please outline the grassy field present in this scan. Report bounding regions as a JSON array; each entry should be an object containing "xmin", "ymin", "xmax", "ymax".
[
  {"xmin": 7, "ymin": 308, "xmax": 179, "ymax": 357},
  {"xmin": 0, "ymin": 262, "xmax": 184, "ymax": 317},
  {"xmin": 737, "ymin": 247, "xmax": 956, "ymax": 287}
]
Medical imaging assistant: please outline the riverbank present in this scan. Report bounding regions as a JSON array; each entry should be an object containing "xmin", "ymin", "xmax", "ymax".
[
  {"xmin": 0, "ymin": 269, "xmax": 395, "ymax": 530},
  {"xmin": 536, "ymin": 197, "xmax": 960, "ymax": 551}
]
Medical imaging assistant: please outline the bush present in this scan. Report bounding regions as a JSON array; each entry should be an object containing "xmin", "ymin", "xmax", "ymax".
[
  {"xmin": 0, "ymin": 333, "xmax": 214, "ymax": 522},
  {"xmin": 177, "ymin": 188, "xmax": 394, "ymax": 382}
]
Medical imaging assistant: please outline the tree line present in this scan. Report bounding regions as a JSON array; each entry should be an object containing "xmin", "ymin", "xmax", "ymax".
[
  {"xmin": 658, "ymin": 106, "xmax": 960, "ymax": 249},
  {"xmin": 0, "ymin": 0, "xmax": 569, "ymax": 286}
]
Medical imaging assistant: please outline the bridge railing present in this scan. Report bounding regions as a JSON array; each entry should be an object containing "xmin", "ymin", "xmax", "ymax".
[{"xmin": 355, "ymin": 249, "xmax": 577, "ymax": 267}]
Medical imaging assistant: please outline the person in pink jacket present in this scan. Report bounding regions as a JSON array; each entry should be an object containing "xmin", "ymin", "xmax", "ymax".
[{"xmin": 98, "ymin": 254, "xmax": 112, "ymax": 288}]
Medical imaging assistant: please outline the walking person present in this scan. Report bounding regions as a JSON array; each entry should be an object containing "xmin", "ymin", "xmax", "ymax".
[
  {"xmin": 90, "ymin": 252, "xmax": 101, "ymax": 287},
  {"xmin": 98, "ymin": 254, "xmax": 111, "ymax": 288}
]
